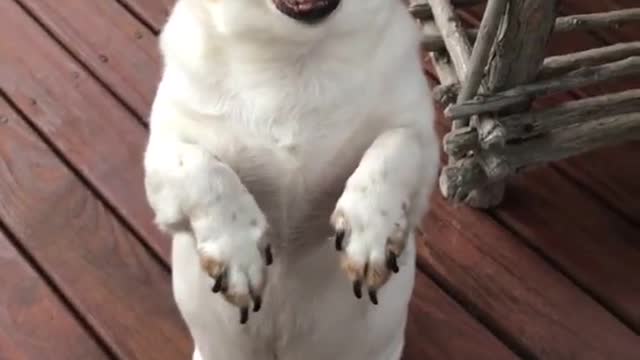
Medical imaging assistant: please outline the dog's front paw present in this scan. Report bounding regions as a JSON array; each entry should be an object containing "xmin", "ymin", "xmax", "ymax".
[
  {"xmin": 193, "ymin": 203, "xmax": 272, "ymax": 324},
  {"xmin": 330, "ymin": 181, "xmax": 411, "ymax": 305}
]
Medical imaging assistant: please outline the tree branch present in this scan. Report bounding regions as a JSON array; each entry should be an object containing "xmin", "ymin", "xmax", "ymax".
[
  {"xmin": 433, "ymin": 42, "xmax": 640, "ymax": 100},
  {"xmin": 554, "ymin": 8, "xmax": 640, "ymax": 32},
  {"xmin": 445, "ymin": 56, "xmax": 640, "ymax": 119},
  {"xmin": 457, "ymin": 0, "xmax": 507, "ymax": 102},
  {"xmin": 539, "ymin": 41, "xmax": 640, "ymax": 79},
  {"xmin": 420, "ymin": 8, "xmax": 640, "ymax": 51},
  {"xmin": 500, "ymin": 89, "xmax": 640, "ymax": 139},
  {"xmin": 445, "ymin": 89, "xmax": 640, "ymax": 152},
  {"xmin": 440, "ymin": 112, "xmax": 640, "ymax": 201}
]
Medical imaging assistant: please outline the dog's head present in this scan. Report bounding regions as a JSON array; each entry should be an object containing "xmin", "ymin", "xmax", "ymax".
[{"xmin": 196, "ymin": 0, "xmax": 393, "ymax": 43}]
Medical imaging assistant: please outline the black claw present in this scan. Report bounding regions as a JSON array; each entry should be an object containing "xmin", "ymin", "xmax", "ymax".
[
  {"xmin": 265, "ymin": 245, "xmax": 273, "ymax": 266},
  {"xmin": 211, "ymin": 276, "xmax": 223, "ymax": 293},
  {"xmin": 240, "ymin": 307, "xmax": 249, "ymax": 324},
  {"xmin": 353, "ymin": 280, "xmax": 363, "ymax": 299},
  {"xmin": 386, "ymin": 253, "xmax": 400, "ymax": 273},
  {"xmin": 368, "ymin": 289, "xmax": 379, "ymax": 305},
  {"xmin": 253, "ymin": 296, "xmax": 262, "ymax": 313},
  {"xmin": 335, "ymin": 230, "xmax": 345, "ymax": 251},
  {"xmin": 220, "ymin": 280, "xmax": 229, "ymax": 293}
]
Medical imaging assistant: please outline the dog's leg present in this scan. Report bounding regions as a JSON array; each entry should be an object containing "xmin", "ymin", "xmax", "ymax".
[
  {"xmin": 330, "ymin": 127, "xmax": 437, "ymax": 303},
  {"xmin": 144, "ymin": 140, "xmax": 272, "ymax": 323}
]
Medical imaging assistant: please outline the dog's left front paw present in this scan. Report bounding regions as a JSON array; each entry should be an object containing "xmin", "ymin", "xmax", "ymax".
[{"xmin": 330, "ymin": 182, "xmax": 411, "ymax": 305}]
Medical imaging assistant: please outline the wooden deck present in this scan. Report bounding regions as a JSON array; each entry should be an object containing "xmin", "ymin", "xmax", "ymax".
[{"xmin": 0, "ymin": 0, "xmax": 638, "ymax": 359}]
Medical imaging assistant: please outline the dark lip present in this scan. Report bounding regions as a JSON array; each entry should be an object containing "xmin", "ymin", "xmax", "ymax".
[{"xmin": 273, "ymin": 0, "xmax": 341, "ymax": 24}]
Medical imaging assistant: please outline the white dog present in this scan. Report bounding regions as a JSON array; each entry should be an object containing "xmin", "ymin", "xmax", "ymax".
[{"xmin": 143, "ymin": 0, "xmax": 439, "ymax": 359}]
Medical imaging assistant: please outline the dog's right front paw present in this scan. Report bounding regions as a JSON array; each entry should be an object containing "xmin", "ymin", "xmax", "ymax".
[{"xmin": 193, "ymin": 209, "xmax": 272, "ymax": 324}]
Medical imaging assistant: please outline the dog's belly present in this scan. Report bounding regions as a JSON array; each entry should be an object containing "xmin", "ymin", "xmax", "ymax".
[{"xmin": 172, "ymin": 231, "xmax": 415, "ymax": 360}]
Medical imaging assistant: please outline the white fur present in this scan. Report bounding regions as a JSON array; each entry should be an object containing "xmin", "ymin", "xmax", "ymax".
[{"xmin": 144, "ymin": 0, "xmax": 439, "ymax": 359}]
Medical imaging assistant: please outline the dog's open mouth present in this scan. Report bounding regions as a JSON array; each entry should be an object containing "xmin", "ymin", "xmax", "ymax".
[{"xmin": 273, "ymin": 0, "xmax": 341, "ymax": 24}]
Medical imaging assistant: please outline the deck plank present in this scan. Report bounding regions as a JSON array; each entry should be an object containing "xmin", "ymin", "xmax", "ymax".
[
  {"xmin": 0, "ymin": 90, "xmax": 191, "ymax": 359},
  {"xmin": 17, "ymin": 0, "xmax": 161, "ymax": 118},
  {"xmin": 559, "ymin": 0, "xmax": 640, "ymax": 44},
  {"xmin": 0, "ymin": 216, "xmax": 109, "ymax": 360},
  {"xmin": 426, "ymin": 68, "xmax": 640, "ymax": 339},
  {"xmin": 402, "ymin": 272, "xmax": 516, "ymax": 359},
  {"xmin": 556, "ymin": 142, "xmax": 640, "ymax": 226},
  {"xmin": 495, "ymin": 168, "xmax": 640, "ymax": 331},
  {"xmin": 118, "ymin": 0, "xmax": 172, "ymax": 32},
  {"xmin": 0, "ymin": 0, "xmax": 170, "ymax": 261},
  {"xmin": 424, "ymin": 101, "xmax": 640, "ymax": 357},
  {"xmin": 419, "ymin": 195, "xmax": 640, "ymax": 359}
]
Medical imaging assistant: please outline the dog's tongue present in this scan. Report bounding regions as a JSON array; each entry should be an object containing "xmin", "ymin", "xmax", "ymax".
[
  {"xmin": 284, "ymin": 0, "xmax": 329, "ymax": 13},
  {"xmin": 296, "ymin": 0, "xmax": 325, "ymax": 11},
  {"xmin": 274, "ymin": 0, "xmax": 339, "ymax": 23}
]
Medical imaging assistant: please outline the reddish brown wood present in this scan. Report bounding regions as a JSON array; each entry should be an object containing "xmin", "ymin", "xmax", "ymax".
[
  {"xmin": 496, "ymin": 168, "xmax": 640, "ymax": 330},
  {"xmin": 0, "ymin": 93, "xmax": 191, "ymax": 359},
  {"xmin": 419, "ymin": 194, "xmax": 640, "ymax": 359},
  {"xmin": 0, "ymin": 224, "xmax": 109, "ymax": 360},
  {"xmin": 18, "ymin": 0, "xmax": 161, "ymax": 118},
  {"xmin": 402, "ymin": 272, "xmax": 516, "ymax": 360},
  {"xmin": 118, "ymin": 0, "xmax": 174, "ymax": 32},
  {"xmin": 0, "ymin": 0, "xmax": 170, "ymax": 262},
  {"xmin": 556, "ymin": 143, "xmax": 640, "ymax": 225}
]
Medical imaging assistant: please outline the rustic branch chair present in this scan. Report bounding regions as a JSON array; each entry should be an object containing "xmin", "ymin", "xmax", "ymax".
[{"xmin": 410, "ymin": 0, "xmax": 640, "ymax": 208}]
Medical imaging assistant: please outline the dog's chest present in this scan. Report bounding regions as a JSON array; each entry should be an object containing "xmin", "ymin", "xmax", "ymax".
[
  {"xmin": 222, "ymin": 81, "xmax": 383, "ymax": 243},
  {"xmin": 221, "ymin": 69, "xmax": 382, "ymax": 176},
  {"xmin": 174, "ymin": 58, "xmax": 390, "ymax": 242}
]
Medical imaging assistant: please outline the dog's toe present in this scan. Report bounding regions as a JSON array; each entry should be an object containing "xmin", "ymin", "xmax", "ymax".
[
  {"xmin": 330, "ymin": 192, "xmax": 411, "ymax": 304},
  {"xmin": 199, "ymin": 241, "xmax": 269, "ymax": 323}
]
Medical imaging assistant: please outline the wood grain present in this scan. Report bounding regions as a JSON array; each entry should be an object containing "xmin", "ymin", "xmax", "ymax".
[
  {"xmin": 556, "ymin": 142, "xmax": 640, "ymax": 225},
  {"xmin": 445, "ymin": 56, "xmax": 640, "ymax": 119},
  {"xmin": 428, "ymin": 90, "xmax": 640, "ymax": 356},
  {"xmin": 0, "ymin": 0, "xmax": 170, "ymax": 262},
  {"xmin": 402, "ymin": 272, "xmax": 516, "ymax": 359},
  {"xmin": 118, "ymin": 0, "xmax": 174, "ymax": 32},
  {"xmin": 0, "ymin": 218, "xmax": 109, "ymax": 360},
  {"xmin": 495, "ymin": 168, "xmax": 640, "ymax": 331},
  {"xmin": 0, "ymin": 89, "xmax": 191, "ymax": 359},
  {"xmin": 559, "ymin": 0, "xmax": 640, "ymax": 44},
  {"xmin": 17, "ymin": 0, "xmax": 161, "ymax": 118},
  {"xmin": 419, "ymin": 194, "xmax": 640, "ymax": 359}
]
